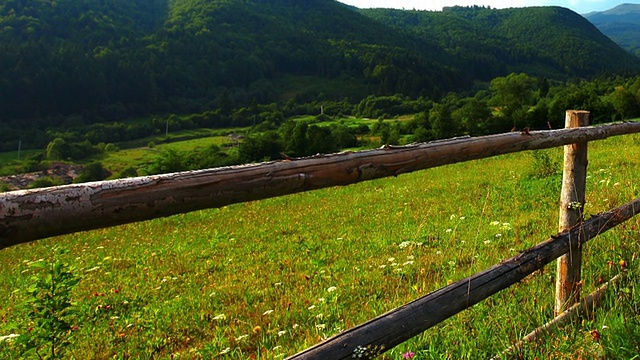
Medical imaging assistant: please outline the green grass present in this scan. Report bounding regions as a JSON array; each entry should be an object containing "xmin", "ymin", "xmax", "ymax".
[
  {"xmin": 0, "ymin": 134, "xmax": 639, "ymax": 359},
  {"xmin": 0, "ymin": 149, "xmax": 43, "ymax": 176},
  {"xmin": 99, "ymin": 135, "xmax": 236, "ymax": 176}
]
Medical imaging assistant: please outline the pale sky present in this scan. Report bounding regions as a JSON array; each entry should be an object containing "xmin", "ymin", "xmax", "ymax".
[{"xmin": 337, "ymin": 0, "xmax": 638, "ymax": 14}]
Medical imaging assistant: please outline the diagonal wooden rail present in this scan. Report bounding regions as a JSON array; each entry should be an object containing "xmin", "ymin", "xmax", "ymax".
[
  {"xmin": 1, "ymin": 122, "xmax": 640, "ymax": 248},
  {"xmin": 287, "ymin": 197, "xmax": 640, "ymax": 359}
]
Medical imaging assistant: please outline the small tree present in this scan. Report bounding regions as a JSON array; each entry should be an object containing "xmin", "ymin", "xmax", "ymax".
[
  {"xmin": 15, "ymin": 247, "xmax": 80, "ymax": 359},
  {"xmin": 45, "ymin": 138, "xmax": 67, "ymax": 160}
]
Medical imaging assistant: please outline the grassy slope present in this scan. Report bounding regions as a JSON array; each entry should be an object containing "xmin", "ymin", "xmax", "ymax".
[{"xmin": 0, "ymin": 134, "xmax": 639, "ymax": 359}]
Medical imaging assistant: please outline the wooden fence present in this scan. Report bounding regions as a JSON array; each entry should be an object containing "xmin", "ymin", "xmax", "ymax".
[{"xmin": 1, "ymin": 112, "xmax": 640, "ymax": 358}]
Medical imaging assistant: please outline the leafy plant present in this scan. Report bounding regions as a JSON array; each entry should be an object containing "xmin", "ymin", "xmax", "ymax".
[
  {"xmin": 16, "ymin": 247, "xmax": 80, "ymax": 359},
  {"xmin": 527, "ymin": 149, "xmax": 560, "ymax": 179}
]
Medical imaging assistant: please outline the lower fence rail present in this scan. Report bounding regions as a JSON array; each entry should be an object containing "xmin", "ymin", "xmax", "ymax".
[{"xmin": 287, "ymin": 196, "xmax": 640, "ymax": 359}]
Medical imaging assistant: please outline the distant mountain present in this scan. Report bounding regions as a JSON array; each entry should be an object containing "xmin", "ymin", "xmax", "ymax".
[
  {"xmin": 584, "ymin": 3, "xmax": 640, "ymax": 56},
  {"xmin": 0, "ymin": 0, "xmax": 638, "ymax": 123}
]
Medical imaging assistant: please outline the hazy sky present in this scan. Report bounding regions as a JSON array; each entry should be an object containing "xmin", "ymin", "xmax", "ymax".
[{"xmin": 337, "ymin": 0, "xmax": 638, "ymax": 14}]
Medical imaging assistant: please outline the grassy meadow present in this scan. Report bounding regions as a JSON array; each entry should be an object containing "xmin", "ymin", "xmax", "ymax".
[{"xmin": 0, "ymin": 133, "xmax": 639, "ymax": 359}]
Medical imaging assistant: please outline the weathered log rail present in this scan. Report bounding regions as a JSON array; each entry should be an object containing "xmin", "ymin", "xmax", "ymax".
[
  {"xmin": 287, "ymin": 197, "xmax": 640, "ymax": 359},
  {"xmin": 1, "ymin": 121, "xmax": 640, "ymax": 249}
]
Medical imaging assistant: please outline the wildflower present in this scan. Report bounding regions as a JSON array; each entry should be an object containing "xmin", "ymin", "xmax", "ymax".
[
  {"xmin": 263, "ymin": 309, "xmax": 274, "ymax": 315},
  {"xmin": 235, "ymin": 334, "xmax": 248, "ymax": 341},
  {"xmin": 436, "ymin": 251, "xmax": 442, "ymax": 255},
  {"xmin": 490, "ymin": 221, "xmax": 500, "ymax": 226},
  {"xmin": 495, "ymin": 234, "xmax": 503, "ymax": 238},
  {"xmin": 219, "ymin": 347, "xmax": 231, "ymax": 355},
  {"xmin": 459, "ymin": 216, "xmax": 466, "ymax": 220},
  {"xmin": 407, "ymin": 255, "xmax": 414, "ymax": 260},
  {"xmin": 316, "ymin": 313, "xmax": 324, "ymax": 319},
  {"xmin": 327, "ymin": 286, "xmax": 337, "ymax": 292},
  {"xmin": 211, "ymin": 313, "xmax": 224, "ymax": 322},
  {"xmin": 308, "ymin": 305, "xmax": 316, "ymax": 310},
  {"xmin": 379, "ymin": 265, "xmax": 386, "ymax": 269},
  {"xmin": 0, "ymin": 334, "xmax": 19, "ymax": 342},
  {"xmin": 445, "ymin": 228, "xmax": 452, "ymax": 233},
  {"xmin": 388, "ymin": 257, "xmax": 396, "ymax": 262},
  {"xmin": 403, "ymin": 261, "xmax": 414, "ymax": 266},
  {"xmin": 318, "ymin": 297, "xmax": 325, "ymax": 302},
  {"xmin": 315, "ymin": 324, "xmax": 326, "ymax": 329},
  {"xmin": 403, "ymin": 351, "xmax": 416, "ymax": 359},
  {"xmin": 277, "ymin": 330, "xmax": 287, "ymax": 337},
  {"xmin": 450, "ymin": 214, "xmax": 457, "ymax": 220},
  {"xmin": 484, "ymin": 240, "xmax": 492, "ymax": 244},
  {"xmin": 353, "ymin": 345, "xmax": 367, "ymax": 358},
  {"xmin": 399, "ymin": 241, "xmax": 411, "ymax": 249}
]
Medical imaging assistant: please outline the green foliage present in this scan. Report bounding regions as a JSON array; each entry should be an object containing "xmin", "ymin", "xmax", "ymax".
[
  {"xmin": 28, "ymin": 177, "xmax": 64, "ymax": 189},
  {"xmin": 526, "ymin": 150, "xmax": 561, "ymax": 179},
  {"xmin": 144, "ymin": 149, "xmax": 187, "ymax": 175},
  {"xmin": 143, "ymin": 145, "xmax": 236, "ymax": 175},
  {"xmin": 73, "ymin": 162, "xmax": 109, "ymax": 183},
  {"xmin": 45, "ymin": 138, "xmax": 66, "ymax": 161},
  {"xmin": 429, "ymin": 102, "xmax": 456, "ymax": 139},
  {"xmin": 13, "ymin": 247, "xmax": 80, "ymax": 359},
  {"xmin": 238, "ymin": 131, "xmax": 283, "ymax": 163},
  {"xmin": 116, "ymin": 166, "xmax": 138, "ymax": 179},
  {"xmin": 489, "ymin": 73, "xmax": 537, "ymax": 128}
]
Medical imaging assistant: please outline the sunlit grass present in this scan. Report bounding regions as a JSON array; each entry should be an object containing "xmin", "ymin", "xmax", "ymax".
[{"xmin": 0, "ymin": 134, "xmax": 638, "ymax": 359}]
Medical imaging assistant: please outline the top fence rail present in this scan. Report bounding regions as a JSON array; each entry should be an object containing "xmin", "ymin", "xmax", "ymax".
[{"xmin": 1, "ymin": 121, "xmax": 640, "ymax": 249}]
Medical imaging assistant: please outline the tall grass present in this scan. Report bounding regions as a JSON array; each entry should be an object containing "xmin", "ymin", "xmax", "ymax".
[{"xmin": 0, "ymin": 134, "xmax": 638, "ymax": 359}]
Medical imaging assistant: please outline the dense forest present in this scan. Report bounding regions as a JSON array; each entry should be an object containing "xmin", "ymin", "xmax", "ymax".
[
  {"xmin": 1, "ymin": 1, "xmax": 638, "ymax": 121},
  {"xmin": 1, "ymin": 0, "xmax": 640, "ymax": 171}
]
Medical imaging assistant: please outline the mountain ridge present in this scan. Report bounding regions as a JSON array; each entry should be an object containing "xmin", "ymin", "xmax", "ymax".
[
  {"xmin": 0, "ymin": 0, "xmax": 638, "ymax": 123},
  {"xmin": 584, "ymin": 3, "xmax": 640, "ymax": 56}
]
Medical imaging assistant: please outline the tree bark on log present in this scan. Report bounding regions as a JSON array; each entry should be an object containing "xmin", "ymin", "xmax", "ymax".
[
  {"xmin": 1, "ymin": 122, "xmax": 640, "ymax": 248},
  {"xmin": 287, "ymin": 197, "xmax": 640, "ymax": 359}
]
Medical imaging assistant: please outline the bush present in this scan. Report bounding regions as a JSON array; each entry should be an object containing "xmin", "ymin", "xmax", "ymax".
[
  {"xmin": 74, "ymin": 162, "xmax": 109, "ymax": 183},
  {"xmin": 28, "ymin": 177, "xmax": 64, "ymax": 189},
  {"xmin": 527, "ymin": 150, "xmax": 560, "ymax": 179}
]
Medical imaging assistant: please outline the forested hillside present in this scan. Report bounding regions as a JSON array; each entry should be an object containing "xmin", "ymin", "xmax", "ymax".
[
  {"xmin": 360, "ymin": 6, "xmax": 640, "ymax": 80},
  {"xmin": 2, "ymin": 0, "xmax": 639, "ymax": 123},
  {"xmin": 585, "ymin": 3, "xmax": 640, "ymax": 57},
  {"xmin": 1, "ymin": 0, "xmax": 640, "ymax": 161},
  {"xmin": 0, "ymin": 0, "xmax": 462, "ymax": 122}
]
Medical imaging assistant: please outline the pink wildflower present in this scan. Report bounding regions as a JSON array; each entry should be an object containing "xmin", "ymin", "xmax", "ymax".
[{"xmin": 403, "ymin": 351, "xmax": 415, "ymax": 359}]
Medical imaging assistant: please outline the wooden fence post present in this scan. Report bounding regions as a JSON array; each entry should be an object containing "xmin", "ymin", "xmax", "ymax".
[{"xmin": 555, "ymin": 110, "xmax": 589, "ymax": 316}]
